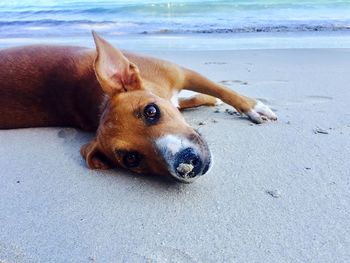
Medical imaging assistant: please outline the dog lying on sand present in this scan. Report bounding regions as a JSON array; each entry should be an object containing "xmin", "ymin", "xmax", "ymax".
[{"xmin": 0, "ymin": 32, "xmax": 276, "ymax": 183}]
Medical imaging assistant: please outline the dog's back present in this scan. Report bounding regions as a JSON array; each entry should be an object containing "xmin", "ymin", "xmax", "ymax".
[{"xmin": 0, "ymin": 45, "xmax": 102, "ymax": 130}]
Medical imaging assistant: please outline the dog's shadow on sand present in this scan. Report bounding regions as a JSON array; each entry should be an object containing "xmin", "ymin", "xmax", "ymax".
[{"xmin": 57, "ymin": 127, "xmax": 190, "ymax": 191}]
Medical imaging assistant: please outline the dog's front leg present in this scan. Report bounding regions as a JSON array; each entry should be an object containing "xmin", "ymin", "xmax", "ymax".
[{"xmin": 181, "ymin": 68, "xmax": 277, "ymax": 123}]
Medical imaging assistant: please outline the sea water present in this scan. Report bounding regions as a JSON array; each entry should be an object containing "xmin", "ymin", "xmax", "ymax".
[{"xmin": 0, "ymin": 0, "xmax": 350, "ymax": 50}]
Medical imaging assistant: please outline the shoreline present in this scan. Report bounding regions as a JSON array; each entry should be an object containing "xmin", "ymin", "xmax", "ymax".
[{"xmin": 1, "ymin": 31, "xmax": 350, "ymax": 50}]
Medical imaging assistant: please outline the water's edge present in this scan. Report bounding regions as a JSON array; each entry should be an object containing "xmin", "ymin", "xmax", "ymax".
[{"xmin": 1, "ymin": 32, "xmax": 350, "ymax": 51}]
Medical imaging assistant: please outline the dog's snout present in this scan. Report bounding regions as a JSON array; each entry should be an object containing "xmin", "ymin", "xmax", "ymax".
[
  {"xmin": 174, "ymin": 148, "xmax": 203, "ymax": 178},
  {"xmin": 155, "ymin": 134, "xmax": 212, "ymax": 183}
]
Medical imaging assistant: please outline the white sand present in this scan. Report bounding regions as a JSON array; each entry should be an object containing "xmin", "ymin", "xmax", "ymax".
[{"xmin": 0, "ymin": 49, "xmax": 349, "ymax": 262}]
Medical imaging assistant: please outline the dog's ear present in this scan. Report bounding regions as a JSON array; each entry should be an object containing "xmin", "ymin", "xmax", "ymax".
[
  {"xmin": 92, "ymin": 31, "xmax": 143, "ymax": 95},
  {"xmin": 80, "ymin": 139, "xmax": 113, "ymax": 170}
]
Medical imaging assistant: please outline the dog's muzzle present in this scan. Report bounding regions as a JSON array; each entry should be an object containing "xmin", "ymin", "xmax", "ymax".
[{"xmin": 155, "ymin": 134, "xmax": 212, "ymax": 183}]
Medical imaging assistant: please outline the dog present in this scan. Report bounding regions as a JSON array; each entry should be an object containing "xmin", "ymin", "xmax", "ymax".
[{"xmin": 0, "ymin": 31, "xmax": 276, "ymax": 183}]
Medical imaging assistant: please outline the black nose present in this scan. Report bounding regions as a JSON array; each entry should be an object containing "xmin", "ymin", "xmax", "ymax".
[{"xmin": 174, "ymin": 148, "xmax": 203, "ymax": 178}]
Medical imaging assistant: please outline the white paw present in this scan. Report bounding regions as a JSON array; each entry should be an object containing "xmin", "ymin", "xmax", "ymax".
[
  {"xmin": 215, "ymin": 98, "xmax": 224, "ymax": 106},
  {"xmin": 246, "ymin": 100, "xmax": 277, "ymax": 124}
]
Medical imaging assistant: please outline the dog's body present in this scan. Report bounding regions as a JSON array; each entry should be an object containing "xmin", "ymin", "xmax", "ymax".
[
  {"xmin": 0, "ymin": 32, "xmax": 276, "ymax": 182},
  {"xmin": 1, "ymin": 46, "xmax": 184, "ymax": 130}
]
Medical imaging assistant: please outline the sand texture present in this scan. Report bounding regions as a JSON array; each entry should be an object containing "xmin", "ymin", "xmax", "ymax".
[{"xmin": 1, "ymin": 49, "xmax": 349, "ymax": 262}]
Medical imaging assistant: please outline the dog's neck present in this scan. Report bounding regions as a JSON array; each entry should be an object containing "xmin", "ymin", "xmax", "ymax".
[{"xmin": 70, "ymin": 49, "xmax": 108, "ymax": 131}]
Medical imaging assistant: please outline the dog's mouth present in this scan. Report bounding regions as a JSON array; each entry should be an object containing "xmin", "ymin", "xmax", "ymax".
[{"xmin": 155, "ymin": 134, "xmax": 212, "ymax": 183}]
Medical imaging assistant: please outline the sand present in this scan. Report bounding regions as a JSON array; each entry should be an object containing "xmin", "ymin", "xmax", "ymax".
[{"xmin": 0, "ymin": 49, "xmax": 349, "ymax": 262}]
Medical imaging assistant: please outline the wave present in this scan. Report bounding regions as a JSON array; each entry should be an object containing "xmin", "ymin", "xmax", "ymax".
[
  {"xmin": 0, "ymin": 0, "xmax": 350, "ymax": 38},
  {"xmin": 147, "ymin": 24, "xmax": 350, "ymax": 34},
  {"xmin": 2, "ymin": 0, "xmax": 350, "ymax": 19},
  {"xmin": 0, "ymin": 19, "xmax": 349, "ymax": 35},
  {"xmin": 3, "ymin": 1, "xmax": 350, "ymax": 13},
  {"xmin": 0, "ymin": 19, "xmax": 137, "ymax": 26}
]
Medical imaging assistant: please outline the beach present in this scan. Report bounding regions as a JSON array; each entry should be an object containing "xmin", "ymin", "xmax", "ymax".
[
  {"xmin": 1, "ymin": 48, "xmax": 349, "ymax": 262},
  {"xmin": 1, "ymin": 0, "xmax": 350, "ymax": 262}
]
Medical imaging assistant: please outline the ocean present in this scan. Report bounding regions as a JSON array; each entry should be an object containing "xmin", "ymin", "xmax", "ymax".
[{"xmin": 1, "ymin": 0, "xmax": 350, "ymax": 50}]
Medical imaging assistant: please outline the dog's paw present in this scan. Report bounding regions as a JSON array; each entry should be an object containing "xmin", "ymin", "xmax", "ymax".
[
  {"xmin": 246, "ymin": 100, "xmax": 277, "ymax": 124},
  {"xmin": 215, "ymin": 98, "xmax": 224, "ymax": 106}
]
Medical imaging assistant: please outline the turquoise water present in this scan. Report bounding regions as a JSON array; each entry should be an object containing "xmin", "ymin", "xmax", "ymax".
[{"xmin": 0, "ymin": 0, "xmax": 350, "ymax": 49}]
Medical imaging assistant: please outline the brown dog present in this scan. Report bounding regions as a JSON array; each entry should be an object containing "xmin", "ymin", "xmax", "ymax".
[{"xmin": 0, "ymin": 32, "xmax": 276, "ymax": 183}]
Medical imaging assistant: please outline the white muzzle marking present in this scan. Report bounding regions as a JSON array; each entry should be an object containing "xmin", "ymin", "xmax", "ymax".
[{"xmin": 155, "ymin": 134, "xmax": 201, "ymax": 182}]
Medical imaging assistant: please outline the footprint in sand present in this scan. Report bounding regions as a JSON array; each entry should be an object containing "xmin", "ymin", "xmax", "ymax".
[
  {"xmin": 219, "ymin": 79, "xmax": 248, "ymax": 85},
  {"xmin": 258, "ymin": 80, "xmax": 289, "ymax": 84},
  {"xmin": 284, "ymin": 95, "xmax": 333, "ymax": 106},
  {"xmin": 257, "ymin": 95, "xmax": 333, "ymax": 108},
  {"xmin": 204, "ymin": 61, "xmax": 227, "ymax": 65},
  {"xmin": 304, "ymin": 95, "xmax": 333, "ymax": 103},
  {"xmin": 220, "ymin": 79, "xmax": 290, "ymax": 87}
]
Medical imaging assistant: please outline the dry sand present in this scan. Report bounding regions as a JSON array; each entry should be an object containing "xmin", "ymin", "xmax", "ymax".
[{"xmin": 0, "ymin": 49, "xmax": 349, "ymax": 262}]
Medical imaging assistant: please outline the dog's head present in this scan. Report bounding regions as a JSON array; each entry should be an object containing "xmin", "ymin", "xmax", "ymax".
[{"xmin": 81, "ymin": 32, "xmax": 211, "ymax": 183}]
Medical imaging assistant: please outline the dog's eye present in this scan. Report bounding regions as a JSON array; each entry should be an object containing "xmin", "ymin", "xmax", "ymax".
[
  {"xmin": 123, "ymin": 151, "xmax": 141, "ymax": 168},
  {"xmin": 144, "ymin": 103, "xmax": 160, "ymax": 124}
]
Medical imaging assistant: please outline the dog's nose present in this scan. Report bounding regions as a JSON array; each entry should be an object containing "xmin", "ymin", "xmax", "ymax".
[{"xmin": 174, "ymin": 148, "xmax": 203, "ymax": 178}]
